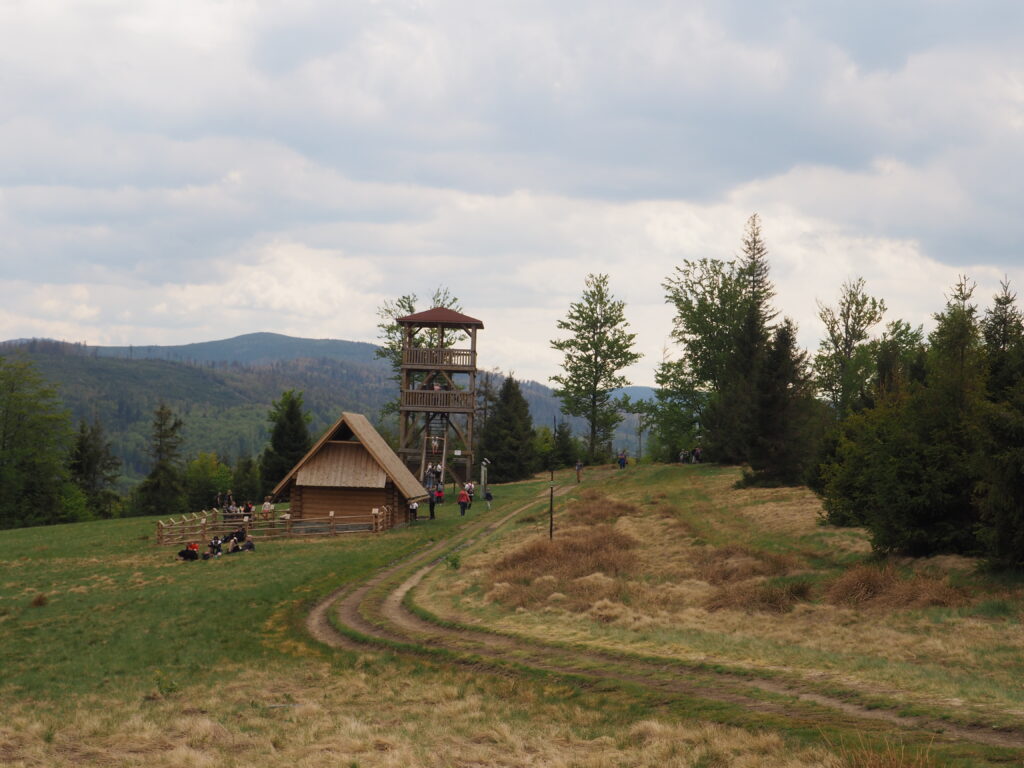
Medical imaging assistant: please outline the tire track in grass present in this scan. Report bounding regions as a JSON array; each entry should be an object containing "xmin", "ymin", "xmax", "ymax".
[{"xmin": 307, "ymin": 485, "xmax": 1024, "ymax": 752}]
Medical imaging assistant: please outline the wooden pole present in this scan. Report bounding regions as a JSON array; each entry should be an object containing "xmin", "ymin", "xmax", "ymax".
[{"xmin": 548, "ymin": 483, "xmax": 554, "ymax": 540}]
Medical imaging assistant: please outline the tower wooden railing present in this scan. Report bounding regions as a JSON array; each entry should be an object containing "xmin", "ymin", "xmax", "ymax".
[
  {"xmin": 402, "ymin": 347, "xmax": 475, "ymax": 368},
  {"xmin": 401, "ymin": 389, "xmax": 475, "ymax": 412}
]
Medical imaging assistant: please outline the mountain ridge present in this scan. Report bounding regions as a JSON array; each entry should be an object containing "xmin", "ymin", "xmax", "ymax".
[{"xmin": 1, "ymin": 334, "xmax": 653, "ymax": 484}]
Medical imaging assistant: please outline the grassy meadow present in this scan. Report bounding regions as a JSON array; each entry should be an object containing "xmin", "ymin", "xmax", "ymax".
[
  {"xmin": 417, "ymin": 463, "xmax": 1024, "ymax": 763},
  {"xmin": 2, "ymin": 467, "xmax": 1020, "ymax": 766}
]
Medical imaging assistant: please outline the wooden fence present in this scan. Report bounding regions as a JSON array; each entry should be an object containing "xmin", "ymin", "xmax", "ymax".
[{"xmin": 156, "ymin": 506, "xmax": 395, "ymax": 546}]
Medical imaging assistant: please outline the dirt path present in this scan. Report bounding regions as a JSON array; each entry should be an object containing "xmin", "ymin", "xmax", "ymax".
[{"xmin": 306, "ymin": 488, "xmax": 1024, "ymax": 752}]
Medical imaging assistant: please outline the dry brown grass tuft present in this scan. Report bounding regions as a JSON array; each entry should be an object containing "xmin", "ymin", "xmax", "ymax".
[
  {"xmin": 693, "ymin": 546, "xmax": 799, "ymax": 585},
  {"xmin": 30, "ymin": 593, "xmax": 48, "ymax": 607},
  {"xmin": 485, "ymin": 526, "xmax": 637, "ymax": 609},
  {"xmin": 565, "ymin": 489, "xmax": 642, "ymax": 524},
  {"xmin": 828, "ymin": 734, "xmax": 937, "ymax": 768},
  {"xmin": 492, "ymin": 525, "xmax": 637, "ymax": 581},
  {"xmin": 826, "ymin": 565, "xmax": 966, "ymax": 609},
  {"xmin": 705, "ymin": 579, "xmax": 814, "ymax": 613}
]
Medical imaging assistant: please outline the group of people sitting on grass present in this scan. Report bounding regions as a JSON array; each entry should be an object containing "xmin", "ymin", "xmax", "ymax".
[{"xmin": 177, "ymin": 526, "xmax": 255, "ymax": 561}]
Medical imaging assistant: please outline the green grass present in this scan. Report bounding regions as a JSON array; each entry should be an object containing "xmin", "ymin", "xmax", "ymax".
[{"xmin": 0, "ymin": 508, "xmax": 481, "ymax": 702}]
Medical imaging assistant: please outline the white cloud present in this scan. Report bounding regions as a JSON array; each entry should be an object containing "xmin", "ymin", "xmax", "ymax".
[{"xmin": 2, "ymin": 1, "xmax": 1023, "ymax": 388}]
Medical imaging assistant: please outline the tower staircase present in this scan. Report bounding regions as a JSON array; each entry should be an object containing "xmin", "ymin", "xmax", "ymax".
[{"xmin": 419, "ymin": 416, "xmax": 449, "ymax": 485}]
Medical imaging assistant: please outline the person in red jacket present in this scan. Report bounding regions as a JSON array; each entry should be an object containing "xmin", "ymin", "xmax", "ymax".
[{"xmin": 457, "ymin": 487, "xmax": 470, "ymax": 516}]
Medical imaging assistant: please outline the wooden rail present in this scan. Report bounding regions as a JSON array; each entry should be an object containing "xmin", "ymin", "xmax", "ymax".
[
  {"xmin": 156, "ymin": 506, "xmax": 395, "ymax": 546},
  {"xmin": 403, "ymin": 347, "xmax": 475, "ymax": 368},
  {"xmin": 401, "ymin": 389, "xmax": 475, "ymax": 412}
]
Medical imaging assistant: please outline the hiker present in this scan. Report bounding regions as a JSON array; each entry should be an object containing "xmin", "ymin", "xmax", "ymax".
[
  {"xmin": 435, "ymin": 487, "xmax": 444, "ymax": 505},
  {"xmin": 207, "ymin": 536, "xmax": 223, "ymax": 558},
  {"xmin": 484, "ymin": 489, "xmax": 493, "ymax": 510},
  {"xmin": 618, "ymin": 451, "xmax": 627, "ymax": 470},
  {"xmin": 424, "ymin": 463, "xmax": 435, "ymax": 490},
  {"xmin": 428, "ymin": 493, "xmax": 436, "ymax": 519},
  {"xmin": 457, "ymin": 487, "xmax": 470, "ymax": 516},
  {"xmin": 408, "ymin": 499, "xmax": 419, "ymax": 522},
  {"xmin": 464, "ymin": 481, "xmax": 475, "ymax": 509},
  {"xmin": 693, "ymin": 446, "xmax": 702, "ymax": 463},
  {"xmin": 226, "ymin": 537, "xmax": 255, "ymax": 554},
  {"xmin": 261, "ymin": 496, "xmax": 274, "ymax": 521}
]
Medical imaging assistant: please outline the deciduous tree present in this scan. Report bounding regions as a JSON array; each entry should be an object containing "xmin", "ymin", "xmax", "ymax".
[
  {"xmin": 0, "ymin": 356, "xmax": 74, "ymax": 528},
  {"xmin": 814, "ymin": 277, "xmax": 886, "ymax": 416},
  {"xmin": 550, "ymin": 274, "xmax": 642, "ymax": 463},
  {"xmin": 375, "ymin": 286, "xmax": 462, "ymax": 416}
]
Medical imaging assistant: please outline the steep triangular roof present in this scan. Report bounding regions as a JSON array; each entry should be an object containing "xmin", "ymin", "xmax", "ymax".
[
  {"xmin": 396, "ymin": 306, "xmax": 484, "ymax": 328},
  {"xmin": 272, "ymin": 412, "xmax": 429, "ymax": 501}
]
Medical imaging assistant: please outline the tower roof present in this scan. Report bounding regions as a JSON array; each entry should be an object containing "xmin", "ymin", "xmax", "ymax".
[{"xmin": 396, "ymin": 307, "xmax": 484, "ymax": 329}]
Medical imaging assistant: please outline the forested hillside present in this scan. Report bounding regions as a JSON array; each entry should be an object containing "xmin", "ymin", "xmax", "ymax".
[
  {"xmin": 3, "ymin": 339, "xmax": 393, "ymax": 483},
  {"xmin": 0, "ymin": 335, "xmax": 641, "ymax": 487}
]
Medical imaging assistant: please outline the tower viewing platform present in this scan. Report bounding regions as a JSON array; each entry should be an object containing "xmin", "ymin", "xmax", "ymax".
[{"xmin": 395, "ymin": 307, "xmax": 483, "ymax": 486}]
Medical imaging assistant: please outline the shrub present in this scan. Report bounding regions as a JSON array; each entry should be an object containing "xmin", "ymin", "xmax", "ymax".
[{"xmin": 826, "ymin": 564, "xmax": 966, "ymax": 609}]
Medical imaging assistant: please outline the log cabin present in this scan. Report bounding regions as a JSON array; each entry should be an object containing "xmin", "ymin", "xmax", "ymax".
[{"xmin": 272, "ymin": 411, "xmax": 429, "ymax": 529}]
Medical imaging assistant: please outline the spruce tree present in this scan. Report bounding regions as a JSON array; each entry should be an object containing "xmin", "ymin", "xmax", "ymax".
[
  {"xmin": 824, "ymin": 277, "xmax": 986, "ymax": 555},
  {"xmin": 232, "ymin": 456, "xmax": 262, "ymax": 505},
  {"xmin": 750, "ymin": 319, "xmax": 820, "ymax": 483},
  {"xmin": 136, "ymin": 402, "xmax": 185, "ymax": 517},
  {"xmin": 69, "ymin": 418, "xmax": 121, "ymax": 518},
  {"xmin": 478, "ymin": 376, "xmax": 536, "ymax": 482},
  {"xmin": 552, "ymin": 421, "xmax": 578, "ymax": 467},
  {"xmin": 981, "ymin": 278, "xmax": 1024, "ymax": 400},
  {"xmin": 260, "ymin": 390, "xmax": 312, "ymax": 495},
  {"xmin": 664, "ymin": 215, "xmax": 779, "ymax": 465}
]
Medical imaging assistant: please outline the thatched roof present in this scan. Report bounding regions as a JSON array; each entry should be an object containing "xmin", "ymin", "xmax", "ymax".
[{"xmin": 272, "ymin": 412, "xmax": 428, "ymax": 501}]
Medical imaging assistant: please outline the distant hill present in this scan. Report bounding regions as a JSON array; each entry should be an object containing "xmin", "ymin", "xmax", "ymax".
[
  {"xmin": 0, "ymin": 335, "xmax": 653, "ymax": 484},
  {"xmin": 92, "ymin": 332, "xmax": 381, "ymax": 367}
]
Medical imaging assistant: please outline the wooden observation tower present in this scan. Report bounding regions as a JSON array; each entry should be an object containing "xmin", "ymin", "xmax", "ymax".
[{"xmin": 395, "ymin": 307, "xmax": 483, "ymax": 486}]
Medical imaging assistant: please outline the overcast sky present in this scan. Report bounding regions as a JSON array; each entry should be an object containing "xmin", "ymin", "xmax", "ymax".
[{"xmin": 2, "ymin": 1, "xmax": 1023, "ymax": 385}]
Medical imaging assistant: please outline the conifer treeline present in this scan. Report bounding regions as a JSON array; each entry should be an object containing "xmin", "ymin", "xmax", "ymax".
[
  {"xmin": 0, "ymin": 361, "xmax": 312, "ymax": 529},
  {"xmin": 648, "ymin": 214, "xmax": 1024, "ymax": 565}
]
